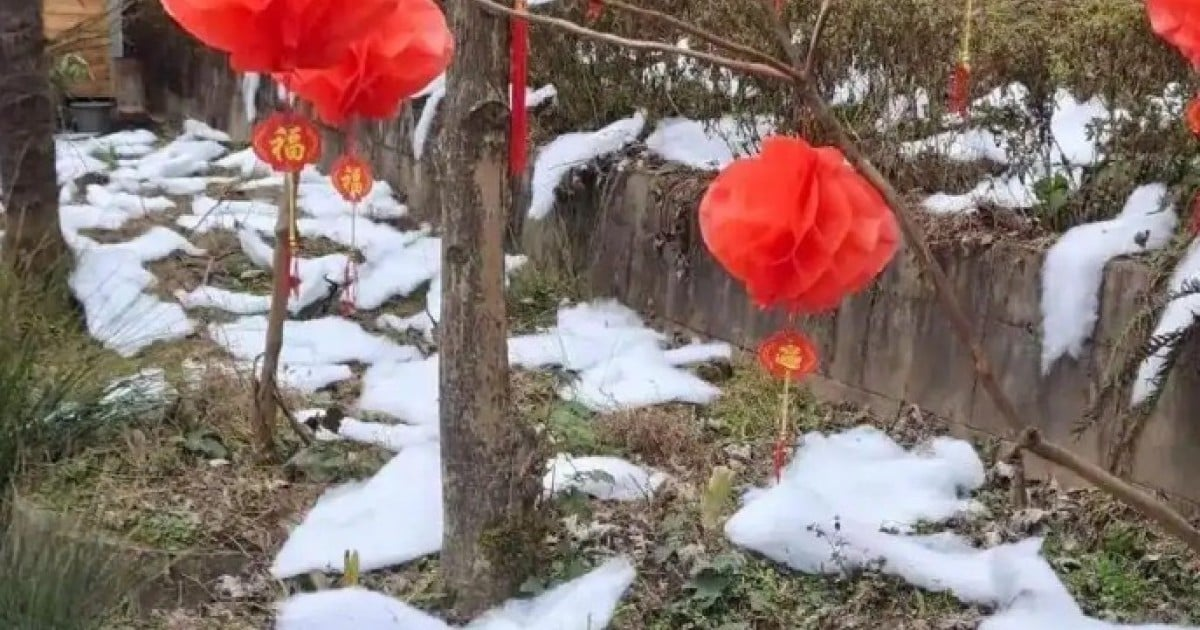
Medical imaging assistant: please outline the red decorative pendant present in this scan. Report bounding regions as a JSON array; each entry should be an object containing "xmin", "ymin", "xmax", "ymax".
[
  {"xmin": 1186, "ymin": 96, "xmax": 1200, "ymax": 138},
  {"xmin": 331, "ymin": 154, "xmax": 374, "ymax": 203},
  {"xmin": 757, "ymin": 330, "xmax": 820, "ymax": 381},
  {"xmin": 1189, "ymin": 192, "xmax": 1200, "ymax": 237},
  {"xmin": 948, "ymin": 61, "xmax": 971, "ymax": 116},
  {"xmin": 251, "ymin": 112, "xmax": 321, "ymax": 173},
  {"xmin": 586, "ymin": 0, "xmax": 603, "ymax": 21}
]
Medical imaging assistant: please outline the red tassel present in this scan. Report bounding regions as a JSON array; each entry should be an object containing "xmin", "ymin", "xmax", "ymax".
[
  {"xmin": 339, "ymin": 261, "xmax": 358, "ymax": 317},
  {"xmin": 586, "ymin": 0, "xmax": 603, "ymax": 21},
  {"xmin": 774, "ymin": 0, "xmax": 783, "ymax": 13},
  {"xmin": 288, "ymin": 252, "xmax": 301, "ymax": 300},
  {"xmin": 772, "ymin": 437, "xmax": 786, "ymax": 482},
  {"xmin": 509, "ymin": 0, "xmax": 529, "ymax": 177},
  {"xmin": 948, "ymin": 61, "xmax": 971, "ymax": 116}
]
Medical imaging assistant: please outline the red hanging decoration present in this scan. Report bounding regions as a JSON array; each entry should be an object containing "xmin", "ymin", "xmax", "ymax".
[
  {"xmin": 160, "ymin": 0, "xmax": 397, "ymax": 73},
  {"xmin": 251, "ymin": 112, "xmax": 322, "ymax": 173},
  {"xmin": 331, "ymin": 154, "xmax": 374, "ymax": 203},
  {"xmin": 585, "ymin": 0, "xmax": 603, "ymax": 22},
  {"xmin": 281, "ymin": 0, "xmax": 454, "ymax": 126},
  {"xmin": 757, "ymin": 330, "xmax": 820, "ymax": 381},
  {"xmin": 699, "ymin": 136, "xmax": 900, "ymax": 314},
  {"xmin": 1148, "ymin": 0, "xmax": 1200, "ymax": 68},
  {"xmin": 510, "ymin": 0, "xmax": 530, "ymax": 177},
  {"xmin": 948, "ymin": 61, "xmax": 971, "ymax": 116},
  {"xmin": 1186, "ymin": 96, "xmax": 1200, "ymax": 138}
]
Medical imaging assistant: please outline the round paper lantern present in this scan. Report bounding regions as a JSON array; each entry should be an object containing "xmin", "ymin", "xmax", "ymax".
[
  {"xmin": 251, "ymin": 111, "xmax": 322, "ymax": 173},
  {"xmin": 160, "ymin": 0, "xmax": 398, "ymax": 73},
  {"xmin": 281, "ymin": 0, "xmax": 453, "ymax": 126},
  {"xmin": 1148, "ymin": 0, "xmax": 1200, "ymax": 68},
  {"xmin": 331, "ymin": 154, "xmax": 374, "ymax": 203},
  {"xmin": 699, "ymin": 136, "xmax": 900, "ymax": 314},
  {"xmin": 1187, "ymin": 96, "xmax": 1200, "ymax": 138},
  {"xmin": 757, "ymin": 330, "xmax": 819, "ymax": 381}
]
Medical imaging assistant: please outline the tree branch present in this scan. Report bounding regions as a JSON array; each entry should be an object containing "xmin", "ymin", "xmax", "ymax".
[
  {"xmin": 467, "ymin": 0, "xmax": 796, "ymax": 82},
  {"xmin": 601, "ymin": 0, "xmax": 797, "ymax": 79},
  {"xmin": 804, "ymin": 0, "xmax": 834, "ymax": 74}
]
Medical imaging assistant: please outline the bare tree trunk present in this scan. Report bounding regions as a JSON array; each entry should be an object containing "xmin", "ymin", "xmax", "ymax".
[
  {"xmin": 436, "ymin": 0, "xmax": 542, "ymax": 618},
  {"xmin": 251, "ymin": 173, "xmax": 294, "ymax": 460},
  {"xmin": 0, "ymin": 0, "xmax": 68, "ymax": 278}
]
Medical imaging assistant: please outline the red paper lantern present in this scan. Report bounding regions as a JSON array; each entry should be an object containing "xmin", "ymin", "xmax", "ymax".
[
  {"xmin": 699, "ymin": 136, "xmax": 900, "ymax": 314},
  {"xmin": 160, "ymin": 0, "xmax": 397, "ymax": 73},
  {"xmin": 251, "ymin": 112, "xmax": 322, "ymax": 173},
  {"xmin": 1148, "ymin": 0, "xmax": 1200, "ymax": 68},
  {"xmin": 281, "ymin": 0, "xmax": 453, "ymax": 126},
  {"xmin": 1186, "ymin": 96, "xmax": 1200, "ymax": 138},
  {"xmin": 331, "ymin": 154, "xmax": 374, "ymax": 203},
  {"xmin": 757, "ymin": 330, "xmax": 819, "ymax": 382}
]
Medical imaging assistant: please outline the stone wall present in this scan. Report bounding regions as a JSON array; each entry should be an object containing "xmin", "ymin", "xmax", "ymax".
[
  {"xmin": 141, "ymin": 43, "xmax": 1200, "ymax": 510},
  {"xmin": 526, "ymin": 169, "xmax": 1200, "ymax": 510}
]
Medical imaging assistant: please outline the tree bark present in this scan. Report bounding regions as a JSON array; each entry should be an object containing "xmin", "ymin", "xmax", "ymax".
[
  {"xmin": 0, "ymin": 0, "xmax": 68, "ymax": 277},
  {"xmin": 436, "ymin": 0, "xmax": 542, "ymax": 618}
]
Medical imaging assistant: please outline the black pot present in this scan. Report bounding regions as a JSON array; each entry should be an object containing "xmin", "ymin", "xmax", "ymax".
[{"xmin": 67, "ymin": 99, "xmax": 117, "ymax": 134}]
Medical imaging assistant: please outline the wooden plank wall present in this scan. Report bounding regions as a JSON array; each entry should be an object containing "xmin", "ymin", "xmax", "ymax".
[{"xmin": 44, "ymin": 0, "xmax": 114, "ymax": 99}]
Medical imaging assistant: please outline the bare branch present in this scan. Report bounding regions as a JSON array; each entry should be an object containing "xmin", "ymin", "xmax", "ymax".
[
  {"xmin": 602, "ymin": 0, "xmax": 796, "ymax": 78},
  {"xmin": 465, "ymin": 0, "xmax": 796, "ymax": 82},
  {"xmin": 804, "ymin": 0, "xmax": 834, "ymax": 74}
]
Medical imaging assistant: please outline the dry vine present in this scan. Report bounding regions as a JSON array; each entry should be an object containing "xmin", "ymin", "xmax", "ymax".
[{"xmin": 472, "ymin": 0, "xmax": 1200, "ymax": 552}]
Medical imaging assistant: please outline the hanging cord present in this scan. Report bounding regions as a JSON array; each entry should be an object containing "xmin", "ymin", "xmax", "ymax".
[
  {"xmin": 341, "ymin": 126, "xmax": 360, "ymax": 316},
  {"xmin": 771, "ymin": 373, "xmax": 792, "ymax": 482}
]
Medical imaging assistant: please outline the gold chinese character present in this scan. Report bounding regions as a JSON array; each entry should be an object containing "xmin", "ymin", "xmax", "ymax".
[
  {"xmin": 339, "ymin": 166, "xmax": 365, "ymax": 199},
  {"xmin": 775, "ymin": 345, "xmax": 805, "ymax": 372},
  {"xmin": 269, "ymin": 125, "xmax": 306, "ymax": 163}
]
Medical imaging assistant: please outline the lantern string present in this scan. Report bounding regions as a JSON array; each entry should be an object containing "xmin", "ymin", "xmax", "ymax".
[
  {"xmin": 961, "ymin": 0, "xmax": 974, "ymax": 65},
  {"xmin": 286, "ymin": 170, "xmax": 301, "ymax": 299},
  {"xmin": 772, "ymin": 370, "xmax": 792, "ymax": 482}
]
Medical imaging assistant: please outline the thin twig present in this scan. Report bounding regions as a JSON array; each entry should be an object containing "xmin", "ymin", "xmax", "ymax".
[
  {"xmin": 468, "ymin": 0, "xmax": 796, "ymax": 82},
  {"xmin": 602, "ymin": 0, "xmax": 796, "ymax": 78},
  {"xmin": 804, "ymin": 0, "xmax": 835, "ymax": 74}
]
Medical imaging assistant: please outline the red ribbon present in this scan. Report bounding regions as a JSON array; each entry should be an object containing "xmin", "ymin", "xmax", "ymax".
[{"xmin": 509, "ymin": 0, "xmax": 529, "ymax": 177}]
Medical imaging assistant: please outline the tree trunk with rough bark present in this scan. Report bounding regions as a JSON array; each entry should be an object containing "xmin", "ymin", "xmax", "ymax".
[
  {"xmin": 435, "ymin": 0, "xmax": 542, "ymax": 619},
  {"xmin": 0, "ymin": 0, "xmax": 68, "ymax": 277}
]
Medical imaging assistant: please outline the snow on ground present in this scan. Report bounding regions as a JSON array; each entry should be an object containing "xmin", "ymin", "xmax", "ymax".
[
  {"xmin": 725, "ymin": 426, "xmax": 1198, "ymax": 629},
  {"xmin": 1040, "ymin": 184, "xmax": 1178, "ymax": 374},
  {"xmin": 276, "ymin": 556, "xmax": 636, "ymax": 630}
]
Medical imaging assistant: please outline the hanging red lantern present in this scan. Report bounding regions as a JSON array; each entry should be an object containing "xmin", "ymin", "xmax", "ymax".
[
  {"xmin": 585, "ymin": 0, "xmax": 603, "ymax": 22},
  {"xmin": 699, "ymin": 136, "xmax": 900, "ymax": 314},
  {"xmin": 1148, "ymin": 0, "xmax": 1200, "ymax": 68},
  {"xmin": 281, "ymin": 0, "xmax": 453, "ymax": 126},
  {"xmin": 1186, "ymin": 96, "xmax": 1200, "ymax": 138},
  {"xmin": 160, "ymin": 0, "xmax": 398, "ymax": 73},
  {"xmin": 331, "ymin": 154, "xmax": 374, "ymax": 203},
  {"xmin": 757, "ymin": 330, "xmax": 820, "ymax": 381},
  {"xmin": 251, "ymin": 112, "xmax": 322, "ymax": 173}
]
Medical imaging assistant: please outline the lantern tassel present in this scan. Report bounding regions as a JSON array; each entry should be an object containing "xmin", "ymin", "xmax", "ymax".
[
  {"xmin": 286, "ymin": 173, "xmax": 301, "ymax": 299},
  {"xmin": 772, "ymin": 374, "xmax": 792, "ymax": 482},
  {"xmin": 509, "ymin": 0, "xmax": 529, "ymax": 178},
  {"xmin": 949, "ymin": 0, "xmax": 973, "ymax": 116}
]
